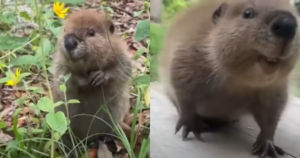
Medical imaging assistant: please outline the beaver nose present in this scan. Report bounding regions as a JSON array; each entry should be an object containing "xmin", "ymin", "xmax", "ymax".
[
  {"xmin": 270, "ymin": 12, "xmax": 297, "ymax": 40},
  {"xmin": 64, "ymin": 35, "xmax": 78, "ymax": 51}
]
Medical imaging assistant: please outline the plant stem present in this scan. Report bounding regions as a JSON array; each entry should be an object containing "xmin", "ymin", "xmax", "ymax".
[
  {"xmin": 33, "ymin": 1, "xmax": 55, "ymax": 158},
  {"xmin": 63, "ymin": 91, "xmax": 78, "ymax": 157}
]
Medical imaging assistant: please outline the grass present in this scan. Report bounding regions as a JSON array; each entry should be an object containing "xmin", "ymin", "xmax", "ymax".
[{"xmin": 0, "ymin": 0, "xmax": 150, "ymax": 158}]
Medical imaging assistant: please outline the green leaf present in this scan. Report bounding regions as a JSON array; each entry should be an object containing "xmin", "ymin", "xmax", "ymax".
[
  {"xmin": 0, "ymin": 36, "xmax": 27, "ymax": 50},
  {"xmin": 0, "ymin": 121, "xmax": 7, "ymax": 129},
  {"xmin": 29, "ymin": 103, "xmax": 40, "ymax": 115},
  {"xmin": 28, "ymin": 86, "xmax": 43, "ymax": 94},
  {"xmin": 17, "ymin": 127, "xmax": 27, "ymax": 134},
  {"xmin": 37, "ymin": 97, "xmax": 54, "ymax": 113},
  {"xmin": 19, "ymin": 72, "xmax": 31, "ymax": 79},
  {"xmin": 67, "ymin": 99, "xmax": 80, "ymax": 104},
  {"xmin": 10, "ymin": 55, "xmax": 38, "ymax": 66},
  {"xmin": 15, "ymin": 97, "xmax": 28, "ymax": 106},
  {"xmin": 0, "ymin": 11, "xmax": 16, "ymax": 24},
  {"xmin": 133, "ymin": 10, "xmax": 144, "ymax": 17},
  {"xmin": 44, "ymin": 140, "xmax": 52, "ymax": 152},
  {"xmin": 104, "ymin": 6, "xmax": 114, "ymax": 13},
  {"xmin": 19, "ymin": 11, "xmax": 31, "ymax": 21},
  {"xmin": 64, "ymin": 73, "xmax": 72, "ymax": 82},
  {"xmin": 6, "ymin": 141, "xmax": 19, "ymax": 157},
  {"xmin": 60, "ymin": 84, "xmax": 67, "ymax": 92},
  {"xmin": 54, "ymin": 131, "xmax": 62, "ymax": 140},
  {"xmin": 134, "ymin": 47, "xmax": 146, "ymax": 60},
  {"xmin": 54, "ymin": 101, "xmax": 64, "ymax": 108},
  {"xmin": 0, "ymin": 77, "xmax": 9, "ymax": 84},
  {"xmin": 46, "ymin": 112, "xmax": 68, "ymax": 135},
  {"xmin": 31, "ymin": 129, "xmax": 44, "ymax": 133},
  {"xmin": 135, "ymin": 75, "xmax": 150, "ymax": 86},
  {"xmin": 48, "ymin": 0, "xmax": 85, "ymax": 4},
  {"xmin": 36, "ymin": 38, "xmax": 52, "ymax": 57},
  {"xmin": 44, "ymin": 132, "xmax": 62, "ymax": 151},
  {"xmin": 134, "ymin": 19, "xmax": 150, "ymax": 42},
  {"xmin": 13, "ymin": 108, "xmax": 24, "ymax": 149},
  {"xmin": 138, "ymin": 137, "xmax": 150, "ymax": 158},
  {"xmin": 30, "ymin": 31, "xmax": 40, "ymax": 46},
  {"xmin": 50, "ymin": 26, "xmax": 63, "ymax": 37}
]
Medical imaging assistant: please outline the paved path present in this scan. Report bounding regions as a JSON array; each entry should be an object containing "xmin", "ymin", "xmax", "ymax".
[{"xmin": 150, "ymin": 82, "xmax": 300, "ymax": 158}]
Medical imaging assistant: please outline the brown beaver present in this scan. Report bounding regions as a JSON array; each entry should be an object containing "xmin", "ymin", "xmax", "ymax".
[
  {"xmin": 51, "ymin": 9, "xmax": 132, "ymax": 156},
  {"xmin": 159, "ymin": 0, "xmax": 300, "ymax": 157}
]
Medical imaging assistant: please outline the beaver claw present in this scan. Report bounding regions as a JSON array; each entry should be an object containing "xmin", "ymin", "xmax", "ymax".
[
  {"xmin": 89, "ymin": 71, "xmax": 108, "ymax": 87},
  {"xmin": 175, "ymin": 117, "xmax": 209, "ymax": 141},
  {"xmin": 252, "ymin": 139, "xmax": 286, "ymax": 158}
]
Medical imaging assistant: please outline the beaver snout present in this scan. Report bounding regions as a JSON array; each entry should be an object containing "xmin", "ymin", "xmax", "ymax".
[
  {"xmin": 63, "ymin": 34, "xmax": 87, "ymax": 60},
  {"xmin": 64, "ymin": 34, "xmax": 79, "ymax": 51},
  {"xmin": 270, "ymin": 11, "xmax": 297, "ymax": 40}
]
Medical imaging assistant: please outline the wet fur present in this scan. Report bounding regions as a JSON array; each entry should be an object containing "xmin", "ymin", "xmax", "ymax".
[
  {"xmin": 52, "ymin": 9, "xmax": 132, "ymax": 155},
  {"xmin": 159, "ymin": 0, "xmax": 300, "ymax": 157}
]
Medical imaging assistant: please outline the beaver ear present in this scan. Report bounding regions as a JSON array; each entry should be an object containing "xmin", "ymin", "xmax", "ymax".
[
  {"xmin": 106, "ymin": 20, "xmax": 115, "ymax": 34},
  {"xmin": 213, "ymin": 3, "xmax": 227, "ymax": 24}
]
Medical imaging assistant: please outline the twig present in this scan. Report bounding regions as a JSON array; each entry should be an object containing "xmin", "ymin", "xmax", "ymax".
[{"xmin": 111, "ymin": 5, "xmax": 133, "ymax": 16}]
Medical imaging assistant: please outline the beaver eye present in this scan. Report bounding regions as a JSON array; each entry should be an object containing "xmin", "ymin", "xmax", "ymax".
[
  {"xmin": 88, "ymin": 28, "xmax": 95, "ymax": 36},
  {"xmin": 243, "ymin": 8, "xmax": 255, "ymax": 19}
]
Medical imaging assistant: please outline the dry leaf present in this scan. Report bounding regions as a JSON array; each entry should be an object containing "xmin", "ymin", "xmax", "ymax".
[
  {"xmin": 17, "ymin": 116, "xmax": 27, "ymax": 127},
  {"xmin": 0, "ymin": 130, "xmax": 13, "ymax": 143},
  {"xmin": 0, "ymin": 106, "xmax": 15, "ymax": 118},
  {"xmin": 97, "ymin": 141, "xmax": 114, "ymax": 158}
]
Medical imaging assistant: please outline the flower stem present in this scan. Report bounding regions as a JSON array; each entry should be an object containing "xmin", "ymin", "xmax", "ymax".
[{"xmin": 33, "ymin": 1, "xmax": 55, "ymax": 158}]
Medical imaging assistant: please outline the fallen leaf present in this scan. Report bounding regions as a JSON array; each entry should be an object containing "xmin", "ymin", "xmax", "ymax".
[
  {"xmin": 20, "ymin": 107, "xmax": 34, "ymax": 114},
  {"xmin": 97, "ymin": 141, "xmax": 114, "ymax": 158},
  {"xmin": 0, "ymin": 106, "xmax": 15, "ymax": 118},
  {"xmin": 17, "ymin": 116, "xmax": 27, "ymax": 127},
  {"xmin": 0, "ymin": 130, "xmax": 13, "ymax": 143}
]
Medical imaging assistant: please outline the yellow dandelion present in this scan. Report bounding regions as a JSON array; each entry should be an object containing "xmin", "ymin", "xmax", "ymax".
[
  {"xmin": 102, "ymin": 1, "xmax": 107, "ymax": 6},
  {"xmin": 53, "ymin": 2, "xmax": 69, "ymax": 19},
  {"xmin": 6, "ymin": 68, "xmax": 21, "ymax": 86}
]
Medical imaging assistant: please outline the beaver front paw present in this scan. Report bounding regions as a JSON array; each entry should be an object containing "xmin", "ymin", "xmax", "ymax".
[{"xmin": 89, "ymin": 71, "xmax": 109, "ymax": 87}]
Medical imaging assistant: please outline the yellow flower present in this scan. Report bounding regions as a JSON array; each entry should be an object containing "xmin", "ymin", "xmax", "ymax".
[
  {"xmin": 6, "ymin": 69, "xmax": 21, "ymax": 86},
  {"xmin": 102, "ymin": 1, "xmax": 106, "ymax": 6},
  {"xmin": 53, "ymin": 2, "xmax": 69, "ymax": 19}
]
